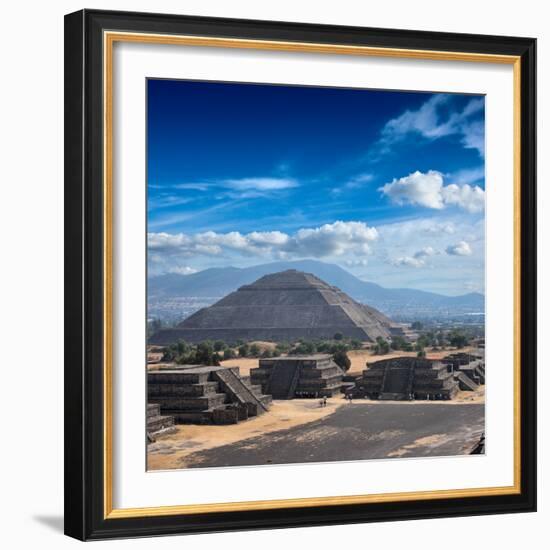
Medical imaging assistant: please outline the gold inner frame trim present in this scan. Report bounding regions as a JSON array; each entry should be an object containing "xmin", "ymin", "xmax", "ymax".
[{"xmin": 103, "ymin": 30, "xmax": 522, "ymax": 520}]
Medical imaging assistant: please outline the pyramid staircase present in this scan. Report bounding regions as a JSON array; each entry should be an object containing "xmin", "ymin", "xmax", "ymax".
[
  {"xmin": 212, "ymin": 368, "xmax": 271, "ymax": 415},
  {"xmin": 454, "ymin": 371, "xmax": 480, "ymax": 391},
  {"xmin": 379, "ymin": 363, "xmax": 415, "ymax": 400},
  {"xmin": 251, "ymin": 355, "xmax": 344, "ymax": 399},
  {"xmin": 355, "ymin": 357, "xmax": 460, "ymax": 400}
]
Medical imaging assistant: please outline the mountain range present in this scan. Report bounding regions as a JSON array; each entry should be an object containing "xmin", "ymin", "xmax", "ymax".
[{"xmin": 148, "ymin": 260, "xmax": 484, "ymax": 321}]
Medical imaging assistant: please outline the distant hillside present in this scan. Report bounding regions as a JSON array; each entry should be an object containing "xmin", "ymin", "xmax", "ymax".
[{"xmin": 148, "ymin": 260, "xmax": 484, "ymax": 321}]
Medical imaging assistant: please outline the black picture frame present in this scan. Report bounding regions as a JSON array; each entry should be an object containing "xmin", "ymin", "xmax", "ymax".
[{"xmin": 64, "ymin": 9, "xmax": 537, "ymax": 541}]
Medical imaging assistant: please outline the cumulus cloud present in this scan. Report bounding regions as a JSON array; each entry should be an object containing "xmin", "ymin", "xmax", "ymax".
[
  {"xmin": 441, "ymin": 183, "xmax": 485, "ymax": 213},
  {"xmin": 391, "ymin": 256, "xmax": 425, "ymax": 268},
  {"xmin": 148, "ymin": 221, "xmax": 378, "ymax": 261},
  {"xmin": 391, "ymin": 246, "xmax": 437, "ymax": 268},
  {"xmin": 378, "ymin": 94, "xmax": 485, "ymax": 157},
  {"xmin": 414, "ymin": 246, "xmax": 437, "ymax": 259},
  {"xmin": 446, "ymin": 241, "xmax": 472, "ymax": 256},
  {"xmin": 379, "ymin": 170, "xmax": 485, "ymax": 213}
]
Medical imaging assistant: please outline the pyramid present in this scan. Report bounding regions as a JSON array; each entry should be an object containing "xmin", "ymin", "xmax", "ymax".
[{"xmin": 150, "ymin": 269, "xmax": 393, "ymax": 344}]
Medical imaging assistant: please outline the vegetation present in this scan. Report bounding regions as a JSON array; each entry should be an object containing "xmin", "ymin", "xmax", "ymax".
[
  {"xmin": 372, "ymin": 336, "xmax": 390, "ymax": 355},
  {"xmin": 238, "ymin": 343, "xmax": 250, "ymax": 357},
  {"xmin": 448, "ymin": 329, "xmax": 470, "ymax": 349},
  {"xmin": 333, "ymin": 350, "xmax": 351, "ymax": 372},
  {"xmin": 390, "ymin": 335, "xmax": 413, "ymax": 352},
  {"xmin": 288, "ymin": 337, "xmax": 363, "ymax": 356},
  {"xmin": 222, "ymin": 348, "xmax": 236, "ymax": 360},
  {"xmin": 162, "ymin": 340, "xmax": 221, "ymax": 366}
]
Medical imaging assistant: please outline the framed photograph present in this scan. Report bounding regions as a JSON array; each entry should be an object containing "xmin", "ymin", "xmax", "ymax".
[{"xmin": 64, "ymin": 9, "xmax": 536, "ymax": 540}]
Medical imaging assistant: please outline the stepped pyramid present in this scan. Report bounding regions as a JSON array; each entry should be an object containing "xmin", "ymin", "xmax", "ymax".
[
  {"xmin": 148, "ymin": 365, "xmax": 272, "ymax": 424},
  {"xmin": 250, "ymin": 354, "xmax": 345, "ymax": 399},
  {"xmin": 354, "ymin": 357, "xmax": 460, "ymax": 400},
  {"xmin": 151, "ymin": 269, "xmax": 393, "ymax": 344}
]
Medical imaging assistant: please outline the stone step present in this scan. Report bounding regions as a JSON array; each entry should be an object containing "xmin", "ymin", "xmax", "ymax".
[
  {"xmin": 148, "ymin": 381, "xmax": 219, "ymax": 398},
  {"xmin": 167, "ymin": 406, "xmax": 237, "ymax": 425},
  {"xmin": 147, "ymin": 414, "xmax": 175, "ymax": 433},
  {"xmin": 455, "ymin": 372, "xmax": 480, "ymax": 391},
  {"xmin": 155, "ymin": 393, "xmax": 227, "ymax": 412},
  {"xmin": 147, "ymin": 403, "xmax": 161, "ymax": 418},
  {"xmin": 213, "ymin": 368, "xmax": 269, "ymax": 414},
  {"xmin": 379, "ymin": 392, "xmax": 409, "ymax": 400}
]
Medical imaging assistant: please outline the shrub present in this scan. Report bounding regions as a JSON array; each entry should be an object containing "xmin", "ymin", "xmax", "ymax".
[
  {"xmin": 333, "ymin": 350, "xmax": 351, "ymax": 372},
  {"xmin": 238, "ymin": 343, "xmax": 250, "ymax": 357}
]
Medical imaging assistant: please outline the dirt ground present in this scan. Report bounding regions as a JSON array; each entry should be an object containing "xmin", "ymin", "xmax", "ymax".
[
  {"xmin": 148, "ymin": 387, "xmax": 484, "ymax": 470},
  {"xmin": 148, "ymin": 398, "xmax": 341, "ymax": 470}
]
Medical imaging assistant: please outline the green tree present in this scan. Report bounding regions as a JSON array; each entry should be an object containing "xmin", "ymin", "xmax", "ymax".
[
  {"xmin": 223, "ymin": 348, "xmax": 236, "ymax": 360},
  {"xmin": 333, "ymin": 332, "xmax": 343, "ymax": 341},
  {"xmin": 275, "ymin": 342, "xmax": 290, "ymax": 354},
  {"xmin": 449, "ymin": 330, "xmax": 469, "ymax": 349},
  {"xmin": 333, "ymin": 350, "xmax": 351, "ymax": 372},
  {"xmin": 250, "ymin": 343, "xmax": 261, "ymax": 357},
  {"xmin": 238, "ymin": 343, "xmax": 250, "ymax": 357},
  {"xmin": 411, "ymin": 321, "xmax": 423, "ymax": 330},
  {"xmin": 213, "ymin": 340, "xmax": 227, "ymax": 352},
  {"xmin": 195, "ymin": 341, "xmax": 215, "ymax": 365},
  {"xmin": 374, "ymin": 336, "xmax": 390, "ymax": 355},
  {"xmin": 390, "ymin": 336, "xmax": 407, "ymax": 351}
]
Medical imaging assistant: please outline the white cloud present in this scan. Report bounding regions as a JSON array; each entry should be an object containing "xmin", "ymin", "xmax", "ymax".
[
  {"xmin": 441, "ymin": 183, "xmax": 485, "ymax": 213},
  {"xmin": 223, "ymin": 177, "xmax": 298, "ymax": 191},
  {"xmin": 424, "ymin": 222, "xmax": 455, "ymax": 234},
  {"xmin": 391, "ymin": 256, "xmax": 425, "ymax": 268},
  {"xmin": 379, "ymin": 170, "xmax": 485, "ymax": 213},
  {"xmin": 414, "ymin": 246, "xmax": 437, "ymax": 259},
  {"xmin": 167, "ymin": 266, "xmax": 198, "ymax": 275},
  {"xmin": 391, "ymin": 246, "xmax": 437, "ymax": 268},
  {"xmin": 285, "ymin": 221, "xmax": 378, "ymax": 257},
  {"xmin": 446, "ymin": 241, "xmax": 472, "ymax": 256},
  {"xmin": 378, "ymin": 94, "xmax": 485, "ymax": 157},
  {"xmin": 380, "ymin": 170, "xmax": 446, "ymax": 209},
  {"xmin": 148, "ymin": 221, "xmax": 378, "ymax": 262},
  {"xmin": 174, "ymin": 177, "xmax": 298, "ymax": 197},
  {"xmin": 331, "ymin": 173, "xmax": 374, "ymax": 195}
]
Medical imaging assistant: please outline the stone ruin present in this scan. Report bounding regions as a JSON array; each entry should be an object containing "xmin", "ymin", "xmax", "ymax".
[
  {"xmin": 150, "ymin": 269, "xmax": 395, "ymax": 345},
  {"xmin": 250, "ymin": 354, "xmax": 345, "ymax": 399},
  {"xmin": 442, "ymin": 352, "xmax": 485, "ymax": 391},
  {"xmin": 353, "ymin": 357, "xmax": 460, "ymax": 400},
  {"xmin": 148, "ymin": 365, "xmax": 272, "ymax": 425},
  {"xmin": 146, "ymin": 403, "xmax": 176, "ymax": 442}
]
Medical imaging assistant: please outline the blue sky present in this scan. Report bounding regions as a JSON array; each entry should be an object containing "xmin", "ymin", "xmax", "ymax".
[{"xmin": 147, "ymin": 79, "xmax": 485, "ymax": 295}]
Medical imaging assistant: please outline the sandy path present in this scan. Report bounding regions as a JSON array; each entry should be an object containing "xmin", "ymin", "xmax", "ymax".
[
  {"xmin": 174, "ymin": 402, "xmax": 485, "ymax": 469},
  {"xmin": 148, "ymin": 397, "xmax": 346, "ymax": 470}
]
